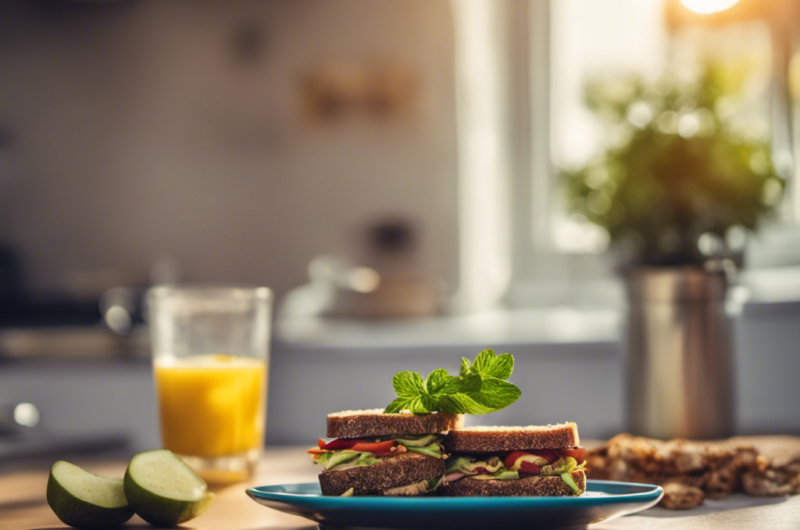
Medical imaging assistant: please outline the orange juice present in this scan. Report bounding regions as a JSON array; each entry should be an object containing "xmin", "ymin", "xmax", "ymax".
[{"xmin": 154, "ymin": 354, "xmax": 266, "ymax": 458}]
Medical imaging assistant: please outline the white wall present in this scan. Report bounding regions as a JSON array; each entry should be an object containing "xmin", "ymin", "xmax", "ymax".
[{"xmin": 0, "ymin": 0, "xmax": 458, "ymax": 299}]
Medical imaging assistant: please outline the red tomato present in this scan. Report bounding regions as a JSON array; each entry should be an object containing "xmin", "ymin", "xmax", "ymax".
[
  {"xmin": 503, "ymin": 452, "xmax": 542, "ymax": 474},
  {"xmin": 518, "ymin": 460, "xmax": 541, "ymax": 474},
  {"xmin": 350, "ymin": 440, "xmax": 397, "ymax": 454},
  {"xmin": 557, "ymin": 447, "xmax": 586, "ymax": 464},
  {"xmin": 504, "ymin": 451, "xmax": 532, "ymax": 470},
  {"xmin": 319, "ymin": 438, "xmax": 363, "ymax": 450},
  {"xmin": 532, "ymin": 449, "xmax": 559, "ymax": 463}
]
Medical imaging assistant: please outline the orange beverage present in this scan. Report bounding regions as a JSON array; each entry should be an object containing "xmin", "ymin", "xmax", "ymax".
[{"xmin": 154, "ymin": 354, "xmax": 267, "ymax": 459}]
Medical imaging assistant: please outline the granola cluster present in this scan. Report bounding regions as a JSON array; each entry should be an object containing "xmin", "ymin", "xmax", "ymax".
[{"xmin": 587, "ymin": 434, "xmax": 800, "ymax": 509}]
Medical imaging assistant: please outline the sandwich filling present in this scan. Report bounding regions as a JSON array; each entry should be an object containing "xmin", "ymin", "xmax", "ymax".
[
  {"xmin": 382, "ymin": 475, "xmax": 445, "ymax": 496},
  {"xmin": 308, "ymin": 434, "xmax": 447, "ymax": 471},
  {"xmin": 444, "ymin": 448, "xmax": 587, "ymax": 494}
]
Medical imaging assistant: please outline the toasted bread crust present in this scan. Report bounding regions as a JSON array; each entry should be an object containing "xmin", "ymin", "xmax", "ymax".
[
  {"xmin": 318, "ymin": 452, "xmax": 445, "ymax": 496},
  {"xmin": 327, "ymin": 409, "xmax": 463, "ymax": 439},
  {"xmin": 445, "ymin": 423, "xmax": 580, "ymax": 453},
  {"xmin": 440, "ymin": 470, "xmax": 586, "ymax": 496}
]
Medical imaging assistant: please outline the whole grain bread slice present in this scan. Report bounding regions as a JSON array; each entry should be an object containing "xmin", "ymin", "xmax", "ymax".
[
  {"xmin": 445, "ymin": 423, "xmax": 580, "ymax": 453},
  {"xmin": 327, "ymin": 409, "xmax": 463, "ymax": 439},
  {"xmin": 318, "ymin": 451, "xmax": 445, "ymax": 496},
  {"xmin": 440, "ymin": 470, "xmax": 586, "ymax": 497}
]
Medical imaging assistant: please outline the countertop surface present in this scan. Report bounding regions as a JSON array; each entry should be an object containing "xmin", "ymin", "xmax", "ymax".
[{"xmin": 2, "ymin": 446, "xmax": 799, "ymax": 530}]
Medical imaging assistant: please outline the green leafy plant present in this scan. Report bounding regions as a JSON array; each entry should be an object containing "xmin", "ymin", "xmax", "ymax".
[
  {"xmin": 562, "ymin": 61, "xmax": 784, "ymax": 266},
  {"xmin": 384, "ymin": 349, "xmax": 521, "ymax": 415}
]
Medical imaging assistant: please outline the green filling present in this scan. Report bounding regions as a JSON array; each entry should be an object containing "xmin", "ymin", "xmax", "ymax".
[
  {"xmin": 472, "ymin": 470, "xmax": 519, "ymax": 480},
  {"xmin": 540, "ymin": 457, "xmax": 585, "ymax": 476},
  {"xmin": 314, "ymin": 435, "xmax": 446, "ymax": 471},
  {"xmin": 394, "ymin": 435, "xmax": 444, "ymax": 458},
  {"xmin": 315, "ymin": 451, "xmax": 381, "ymax": 470},
  {"xmin": 445, "ymin": 455, "xmax": 504, "ymax": 474},
  {"xmin": 392, "ymin": 434, "xmax": 440, "ymax": 447},
  {"xmin": 427, "ymin": 475, "xmax": 445, "ymax": 491},
  {"xmin": 382, "ymin": 475, "xmax": 445, "ymax": 496},
  {"xmin": 314, "ymin": 435, "xmax": 445, "ymax": 472},
  {"xmin": 445, "ymin": 453, "xmax": 585, "ymax": 492},
  {"xmin": 561, "ymin": 472, "xmax": 580, "ymax": 494},
  {"xmin": 406, "ymin": 442, "xmax": 444, "ymax": 458}
]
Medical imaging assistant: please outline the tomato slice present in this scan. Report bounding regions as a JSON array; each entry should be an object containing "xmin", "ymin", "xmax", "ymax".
[
  {"xmin": 504, "ymin": 452, "xmax": 543, "ymax": 474},
  {"xmin": 350, "ymin": 440, "xmax": 397, "ymax": 454},
  {"xmin": 504, "ymin": 451, "xmax": 532, "ymax": 470},
  {"xmin": 531, "ymin": 449, "xmax": 559, "ymax": 464},
  {"xmin": 518, "ymin": 461, "xmax": 541, "ymax": 474},
  {"xmin": 307, "ymin": 447, "xmax": 329, "ymax": 455},
  {"xmin": 505, "ymin": 449, "xmax": 559, "ymax": 469},
  {"xmin": 557, "ymin": 447, "xmax": 586, "ymax": 464},
  {"xmin": 319, "ymin": 438, "xmax": 364, "ymax": 450}
]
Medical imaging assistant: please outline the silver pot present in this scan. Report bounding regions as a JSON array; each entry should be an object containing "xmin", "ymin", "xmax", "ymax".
[{"xmin": 626, "ymin": 266, "xmax": 734, "ymax": 440}]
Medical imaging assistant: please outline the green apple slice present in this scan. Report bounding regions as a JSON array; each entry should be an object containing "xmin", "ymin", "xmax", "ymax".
[
  {"xmin": 124, "ymin": 449, "xmax": 214, "ymax": 527},
  {"xmin": 47, "ymin": 461, "xmax": 134, "ymax": 530}
]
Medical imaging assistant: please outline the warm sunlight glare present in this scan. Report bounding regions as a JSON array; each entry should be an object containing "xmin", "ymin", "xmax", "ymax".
[{"xmin": 680, "ymin": 0, "xmax": 741, "ymax": 14}]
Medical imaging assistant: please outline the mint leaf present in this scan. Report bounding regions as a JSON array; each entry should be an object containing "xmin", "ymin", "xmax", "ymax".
[
  {"xmin": 486, "ymin": 353, "xmax": 514, "ymax": 379},
  {"xmin": 419, "ymin": 394, "xmax": 438, "ymax": 413},
  {"xmin": 393, "ymin": 371, "xmax": 425, "ymax": 397},
  {"xmin": 470, "ymin": 349, "xmax": 496, "ymax": 376},
  {"xmin": 433, "ymin": 393, "xmax": 493, "ymax": 414},
  {"xmin": 467, "ymin": 349, "xmax": 514, "ymax": 379},
  {"xmin": 468, "ymin": 378, "xmax": 521, "ymax": 409},
  {"xmin": 406, "ymin": 396, "xmax": 429, "ymax": 414},
  {"xmin": 425, "ymin": 368, "xmax": 451, "ymax": 394},
  {"xmin": 441, "ymin": 373, "xmax": 480, "ymax": 394},
  {"xmin": 460, "ymin": 357, "xmax": 471, "ymax": 377},
  {"xmin": 384, "ymin": 396, "xmax": 413, "ymax": 414},
  {"xmin": 384, "ymin": 349, "xmax": 521, "ymax": 415}
]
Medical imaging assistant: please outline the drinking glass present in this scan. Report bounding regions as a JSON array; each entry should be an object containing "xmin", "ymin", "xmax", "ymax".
[{"xmin": 147, "ymin": 286, "xmax": 271, "ymax": 483}]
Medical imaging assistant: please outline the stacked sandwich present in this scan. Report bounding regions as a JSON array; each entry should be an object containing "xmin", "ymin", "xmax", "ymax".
[
  {"xmin": 308, "ymin": 349, "xmax": 587, "ymax": 497},
  {"xmin": 308, "ymin": 409, "xmax": 462, "ymax": 496},
  {"xmin": 442, "ymin": 423, "xmax": 586, "ymax": 496},
  {"xmin": 310, "ymin": 413, "xmax": 586, "ymax": 497}
]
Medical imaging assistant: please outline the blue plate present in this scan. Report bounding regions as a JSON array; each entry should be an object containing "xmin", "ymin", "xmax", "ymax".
[{"xmin": 246, "ymin": 480, "xmax": 663, "ymax": 530}]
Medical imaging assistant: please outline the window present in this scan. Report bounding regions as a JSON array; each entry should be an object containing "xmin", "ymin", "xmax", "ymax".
[{"xmin": 452, "ymin": 0, "xmax": 794, "ymax": 311}]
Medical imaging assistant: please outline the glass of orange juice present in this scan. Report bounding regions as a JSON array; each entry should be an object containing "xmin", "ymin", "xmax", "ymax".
[{"xmin": 147, "ymin": 286, "xmax": 271, "ymax": 483}]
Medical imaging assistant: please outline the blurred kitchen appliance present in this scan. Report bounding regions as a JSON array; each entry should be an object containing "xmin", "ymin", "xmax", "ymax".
[
  {"xmin": 280, "ymin": 220, "xmax": 443, "ymax": 320},
  {"xmin": 627, "ymin": 266, "xmax": 734, "ymax": 440}
]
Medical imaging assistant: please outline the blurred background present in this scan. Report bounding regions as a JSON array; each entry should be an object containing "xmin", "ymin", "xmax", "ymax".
[{"xmin": 1, "ymin": 0, "xmax": 800, "ymax": 458}]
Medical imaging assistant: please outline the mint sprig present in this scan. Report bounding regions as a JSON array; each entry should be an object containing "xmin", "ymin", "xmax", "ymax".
[{"xmin": 383, "ymin": 349, "xmax": 521, "ymax": 415}]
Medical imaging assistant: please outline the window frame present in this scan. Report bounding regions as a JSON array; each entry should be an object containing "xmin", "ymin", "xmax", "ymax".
[{"xmin": 453, "ymin": 0, "xmax": 800, "ymax": 312}]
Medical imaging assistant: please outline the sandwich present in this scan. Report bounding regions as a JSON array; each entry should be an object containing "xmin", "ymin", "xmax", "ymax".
[
  {"xmin": 440, "ymin": 423, "xmax": 587, "ymax": 496},
  {"xmin": 308, "ymin": 409, "xmax": 463, "ymax": 496}
]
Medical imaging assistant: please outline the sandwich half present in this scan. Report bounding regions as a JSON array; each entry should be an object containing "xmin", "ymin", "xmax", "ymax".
[
  {"xmin": 309, "ymin": 409, "xmax": 463, "ymax": 496},
  {"xmin": 441, "ymin": 423, "xmax": 587, "ymax": 496}
]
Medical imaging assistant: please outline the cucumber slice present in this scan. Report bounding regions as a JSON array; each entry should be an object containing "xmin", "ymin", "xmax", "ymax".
[
  {"xmin": 124, "ymin": 449, "xmax": 214, "ymax": 527},
  {"xmin": 561, "ymin": 472, "xmax": 580, "ymax": 494},
  {"xmin": 47, "ymin": 461, "xmax": 133, "ymax": 530}
]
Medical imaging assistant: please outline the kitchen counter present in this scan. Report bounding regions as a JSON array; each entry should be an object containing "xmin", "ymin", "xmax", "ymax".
[{"xmin": 2, "ymin": 447, "xmax": 799, "ymax": 530}]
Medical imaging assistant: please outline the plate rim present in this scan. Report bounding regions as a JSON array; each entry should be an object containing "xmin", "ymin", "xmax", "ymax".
[{"xmin": 246, "ymin": 479, "xmax": 664, "ymax": 506}]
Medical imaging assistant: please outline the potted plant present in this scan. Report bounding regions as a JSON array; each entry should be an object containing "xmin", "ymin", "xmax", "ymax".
[{"xmin": 563, "ymin": 62, "xmax": 784, "ymax": 439}]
